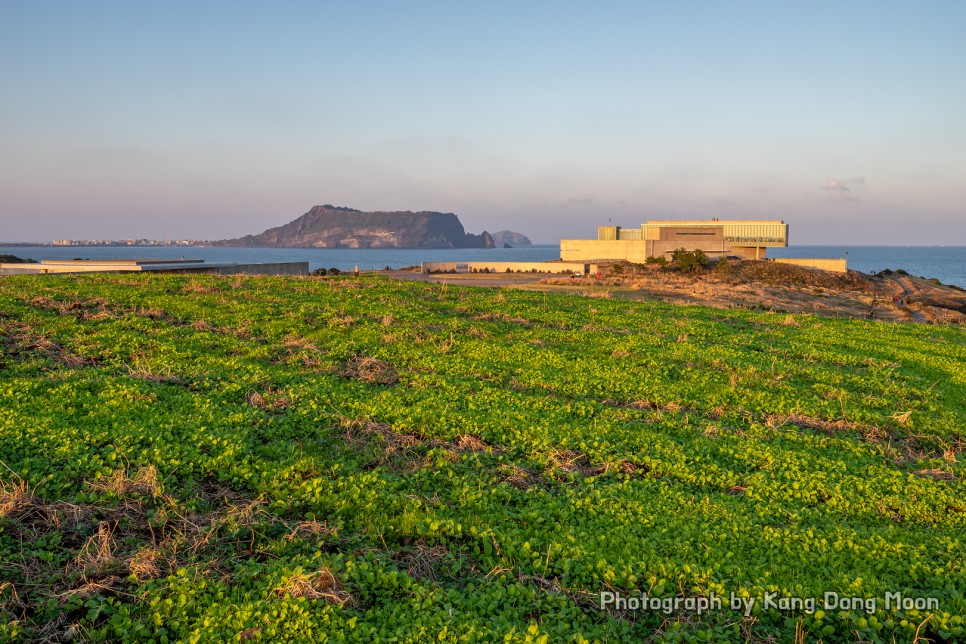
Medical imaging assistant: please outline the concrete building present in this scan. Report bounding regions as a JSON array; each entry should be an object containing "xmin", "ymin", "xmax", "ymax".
[{"xmin": 561, "ymin": 219, "xmax": 789, "ymax": 263}]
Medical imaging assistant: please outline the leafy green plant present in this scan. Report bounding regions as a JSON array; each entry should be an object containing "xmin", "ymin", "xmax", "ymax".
[{"xmin": 0, "ymin": 273, "xmax": 963, "ymax": 642}]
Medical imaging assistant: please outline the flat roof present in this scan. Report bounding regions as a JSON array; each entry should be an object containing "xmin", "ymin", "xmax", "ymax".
[
  {"xmin": 643, "ymin": 219, "xmax": 785, "ymax": 225},
  {"xmin": 38, "ymin": 258, "xmax": 205, "ymax": 265}
]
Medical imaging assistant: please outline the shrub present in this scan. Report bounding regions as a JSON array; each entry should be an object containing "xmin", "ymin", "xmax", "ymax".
[
  {"xmin": 645, "ymin": 256, "xmax": 668, "ymax": 266},
  {"xmin": 328, "ymin": 267, "xmax": 341, "ymax": 275},
  {"xmin": 312, "ymin": 268, "xmax": 327, "ymax": 276},
  {"xmin": 0, "ymin": 254, "xmax": 37, "ymax": 264},
  {"xmin": 672, "ymin": 248, "xmax": 708, "ymax": 273}
]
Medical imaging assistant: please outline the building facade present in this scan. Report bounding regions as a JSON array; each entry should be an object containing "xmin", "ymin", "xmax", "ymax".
[{"xmin": 561, "ymin": 219, "xmax": 788, "ymax": 262}]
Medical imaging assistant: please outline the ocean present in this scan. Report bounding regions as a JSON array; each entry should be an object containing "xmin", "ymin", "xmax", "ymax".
[{"xmin": 2, "ymin": 244, "xmax": 965, "ymax": 288}]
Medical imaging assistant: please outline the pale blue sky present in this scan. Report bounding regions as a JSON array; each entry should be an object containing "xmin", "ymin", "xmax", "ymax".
[{"xmin": 1, "ymin": 1, "xmax": 964, "ymax": 243}]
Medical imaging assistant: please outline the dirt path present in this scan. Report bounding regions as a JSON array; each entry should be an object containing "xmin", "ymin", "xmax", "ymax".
[{"xmin": 895, "ymin": 277, "xmax": 928, "ymax": 322}]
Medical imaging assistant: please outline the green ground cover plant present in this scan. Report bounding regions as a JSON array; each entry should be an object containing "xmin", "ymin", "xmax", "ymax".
[{"xmin": 0, "ymin": 273, "xmax": 963, "ymax": 642}]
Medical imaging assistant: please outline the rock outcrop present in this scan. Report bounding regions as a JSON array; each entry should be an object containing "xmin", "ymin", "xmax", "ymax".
[
  {"xmin": 491, "ymin": 231, "xmax": 532, "ymax": 247},
  {"xmin": 217, "ymin": 205, "xmax": 495, "ymax": 249}
]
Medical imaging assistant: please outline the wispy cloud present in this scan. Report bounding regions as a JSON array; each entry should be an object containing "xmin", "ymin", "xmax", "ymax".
[
  {"xmin": 823, "ymin": 179, "xmax": 851, "ymax": 192},
  {"xmin": 821, "ymin": 177, "xmax": 866, "ymax": 202}
]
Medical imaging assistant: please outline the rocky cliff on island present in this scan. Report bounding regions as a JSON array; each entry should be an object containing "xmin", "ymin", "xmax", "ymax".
[
  {"xmin": 491, "ymin": 231, "xmax": 532, "ymax": 247},
  {"xmin": 216, "ymin": 205, "xmax": 494, "ymax": 249}
]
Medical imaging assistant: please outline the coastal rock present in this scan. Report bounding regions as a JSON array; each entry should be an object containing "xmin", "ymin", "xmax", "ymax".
[
  {"xmin": 216, "ymin": 205, "xmax": 495, "ymax": 249},
  {"xmin": 491, "ymin": 230, "xmax": 532, "ymax": 247}
]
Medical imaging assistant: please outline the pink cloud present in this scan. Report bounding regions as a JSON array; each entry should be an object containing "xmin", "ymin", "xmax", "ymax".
[{"xmin": 823, "ymin": 179, "xmax": 851, "ymax": 192}]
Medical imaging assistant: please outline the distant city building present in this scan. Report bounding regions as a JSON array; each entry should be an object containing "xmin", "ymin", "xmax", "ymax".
[{"xmin": 561, "ymin": 219, "xmax": 788, "ymax": 262}]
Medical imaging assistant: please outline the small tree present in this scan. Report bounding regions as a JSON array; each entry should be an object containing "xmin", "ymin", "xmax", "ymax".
[{"xmin": 672, "ymin": 248, "xmax": 708, "ymax": 273}]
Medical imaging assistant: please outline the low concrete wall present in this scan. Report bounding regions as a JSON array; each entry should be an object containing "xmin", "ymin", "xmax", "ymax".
[
  {"xmin": 0, "ymin": 261, "xmax": 310, "ymax": 276},
  {"xmin": 771, "ymin": 258, "xmax": 847, "ymax": 273},
  {"xmin": 214, "ymin": 262, "xmax": 309, "ymax": 276},
  {"xmin": 421, "ymin": 261, "xmax": 591, "ymax": 275}
]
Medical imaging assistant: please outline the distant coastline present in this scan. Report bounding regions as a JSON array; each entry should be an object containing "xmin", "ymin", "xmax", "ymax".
[{"xmin": 2, "ymin": 244, "xmax": 964, "ymax": 288}]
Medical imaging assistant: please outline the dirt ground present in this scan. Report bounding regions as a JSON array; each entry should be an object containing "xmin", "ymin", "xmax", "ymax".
[{"xmin": 381, "ymin": 262, "xmax": 966, "ymax": 324}]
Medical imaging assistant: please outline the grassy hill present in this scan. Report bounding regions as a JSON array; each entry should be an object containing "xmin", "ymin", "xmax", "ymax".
[{"xmin": 0, "ymin": 273, "xmax": 963, "ymax": 641}]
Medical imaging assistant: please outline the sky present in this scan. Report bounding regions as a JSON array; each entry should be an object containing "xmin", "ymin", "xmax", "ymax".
[{"xmin": 1, "ymin": 1, "xmax": 964, "ymax": 244}]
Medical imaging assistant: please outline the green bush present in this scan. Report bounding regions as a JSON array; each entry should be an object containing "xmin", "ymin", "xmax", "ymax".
[
  {"xmin": 0, "ymin": 254, "xmax": 37, "ymax": 264},
  {"xmin": 671, "ymin": 248, "xmax": 708, "ymax": 273},
  {"xmin": 645, "ymin": 256, "xmax": 668, "ymax": 266}
]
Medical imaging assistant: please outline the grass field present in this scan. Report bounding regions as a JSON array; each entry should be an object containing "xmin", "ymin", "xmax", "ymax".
[{"xmin": 1, "ymin": 273, "xmax": 964, "ymax": 642}]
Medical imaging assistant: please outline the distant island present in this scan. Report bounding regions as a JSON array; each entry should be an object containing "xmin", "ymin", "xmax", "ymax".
[
  {"xmin": 215, "ymin": 205, "xmax": 500, "ymax": 249},
  {"xmin": 491, "ymin": 231, "xmax": 532, "ymax": 247}
]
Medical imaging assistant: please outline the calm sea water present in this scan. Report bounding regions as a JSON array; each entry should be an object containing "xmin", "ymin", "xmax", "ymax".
[
  {"xmin": 769, "ymin": 246, "xmax": 966, "ymax": 288},
  {"xmin": 0, "ymin": 245, "xmax": 561, "ymax": 273},
  {"xmin": 3, "ymin": 244, "xmax": 965, "ymax": 287}
]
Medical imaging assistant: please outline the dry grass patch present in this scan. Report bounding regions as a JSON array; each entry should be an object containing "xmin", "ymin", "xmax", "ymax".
[
  {"xmin": 329, "ymin": 314, "xmax": 356, "ymax": 327},
  {"xmin": 91, "ymin": 466, "xmax": 161, "ymax": 498},
  {"xmin": 340, "ymin": 354, "xmax": 399, "ymax": 386},
  {"xmin": 273, "ymin": 569, "xmax": 350, "ymax": 604},
  {"xmin": 0, "ymin": 479, "xmax": 32, "ymax": 518},
  {"xmin": 0, "ymin": 320, "xmax": 96, "ymax": 368},
  {"xmin": 395, "ymin": 542, "xmax": 451, "ymax": 581},
  {"xmin": 247, "ymin": 388, "xmax": 292, "ymax": 413},
  {"xmin": 914, "ymin": 469, "xmax": 958, "ymax": 482},
  {"xmin": 125, "ymin": 360, "xmax": 183, "ymax": 385},
  {"xmin": 891, "ymin": 410, "xmax": 913, "ymax": 425},
  {"xmin": 455, "ymin": 434, "xmax": 492, "ymax": 452},
  {"xmin": 127, "ymin": 546, "xmax": 162, "ymax": 582},
  {"xmin": 500, "ymin": 464, "xmax": 541, "ymax": 490},
  {"xmin": 76, "ymin": 521, "xmax": 118, "ymax": 574},
  {"xmin": 284, "ymin": 520, "xmax": 335, "ymax": 542},
  {"xmin": 181, "ymin": 282, "xmax": 220, "ymax": 295}
]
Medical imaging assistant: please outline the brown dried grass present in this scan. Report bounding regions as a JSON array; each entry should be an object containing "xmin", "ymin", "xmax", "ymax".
[
  {"xmin": 340, "ymin": 354, "xmax": 398, "ymax": 386},
  {"xmin": 914, "ymin": 469, "xmax": 958, "ymax": 482},
  {"xmin": 77, "ymin": 522, "xmax": 117, "ymax": 572},
  {"xmin": 92, "ymin": 466, "xmax": 160, "ymax": 498},
  {"xmin": 125, "ymin": 361, "xmax": 183, "ymax": 384},
  {"xmin": 273, "ymin": 569, "xmax": 349, "ymax": 604},
  {"xmin": 0, "ymin": 479, "xmax": 32, "ymax": 518},
  {"xmin": 284, "ymin": 520, "xmax": 335, "ymax": 541},
  {"xmin": 247, "ymin": 388, "xmax": 291, "ymax": 412},
  {"xmin": 127, "ymin": 547, "xmax": 162, "ymax": 582},
  {"xmin": 397, "ymin": 543, "xmax": 450, "ymax": 581},
  {"xmin": 455, "ymin": 434, "xmax": 490, "ymax": 452}
]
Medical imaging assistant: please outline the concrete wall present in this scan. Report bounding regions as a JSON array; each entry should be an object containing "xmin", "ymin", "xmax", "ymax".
[
  {"xmin": 421, "ymin": 261, "xmax": 592, "ymax": 274},
  {"xmin": 214, "ymin": 262, "xmax": 309, "ymax": 276},
  {"xmin": 771, "ymin": 258, "xmax": 847, "ymax": 273},
  {"xmin": 560, "ymin": 240, "xmax": 651, "ymax": 263},
  {"xmin": 0, "ymin": 261, "xmax": 310, "ymax": 276}
]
